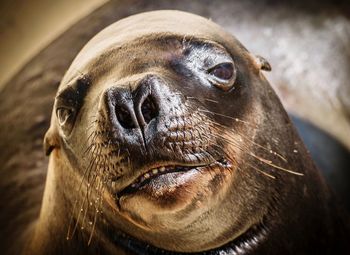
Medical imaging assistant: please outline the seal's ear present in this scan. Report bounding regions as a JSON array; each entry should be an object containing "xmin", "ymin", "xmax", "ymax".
[
  {"xmin": 251, "ymin": 54, "xmax": 272, "ymax": 72},
  {"xmin": 44, "ymin": 127, "xmax": 59, "ymax": 156},
  {"xmin": 43, "ymin": 115, "xmax": 60, "ymax": 156}
]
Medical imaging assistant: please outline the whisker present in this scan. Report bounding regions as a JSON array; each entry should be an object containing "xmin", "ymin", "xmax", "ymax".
[
  {"xmin": 80, "ymin": 144, "xmax": 100, "ymax": 193},
  {"xmin": 208, "ymin": 122, "xmax": 290, "ymax": 167},
  {"xmin": 224, "ymin": 130, "xmax": 288, "ymax": 163},
  {"xmin": 250, "ymin": 152, "xmax": 303, "ymax": 176},
  {"xmin": 247, "ymin": 163, "xmax": 276, "ymax": 179},
  {"xmin": 67, "ymin": 152, "xmax": 97, "ymax": 239},
  {"xmin": 85, "ymin": 119, "xmax": 99, "ymax": 132},
  {"xmin": 88, "ymin": 151, "xmax": 109, "ymax": 246},
  {"xmin": 81, "ymin": 169, "xmax": 99, "ymax": 233},
  {"xmin": 186, "ymin": 96, "xmax": 219, "ymax": 104},
  {"xmin": 198, "ymin": 108, "xmax": 257, "ymax": 128},
  {"xmin": 83, "ymin": 134, "xmax": 99, "ymax": 156},
  {"xmin": 206, "ymin": 126, "xmax": 298, "ymax": 178},
  {"xmin": 70, "ymin": 193, "xmax": 88, "ymax": 238},
  {"xmin": 67, "ymin": 144, "xmax": 102, "ymax": 240}
]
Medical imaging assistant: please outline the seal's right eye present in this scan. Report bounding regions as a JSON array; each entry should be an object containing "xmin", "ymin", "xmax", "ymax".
[
  {"xmin": 54, "ymin": 76, "xmax": 91, "ymax": 136},
  {"xmin": 55, "ymin": 86, "xmax": 79, "ymax": 136},
  {"xmin": 57, "ymin": 108, "xmax": 73, "ymax": 126},
  {"xmin": 56, "ymin": 106, "xmax": 76, "ymax": 136}
]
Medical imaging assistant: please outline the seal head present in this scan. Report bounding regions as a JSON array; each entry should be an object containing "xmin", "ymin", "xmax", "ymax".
[{"xmin": 42, "ymin": 10, "xmax": 348, "ymax": 254}]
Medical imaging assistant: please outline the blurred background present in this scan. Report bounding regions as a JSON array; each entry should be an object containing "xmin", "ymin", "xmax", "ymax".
[{"xmin": 0, "ymin": 0, "xmax": 107, "ymax": 88}]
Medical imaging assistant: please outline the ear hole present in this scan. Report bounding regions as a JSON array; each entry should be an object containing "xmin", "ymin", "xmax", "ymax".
[
  {"xmin": 43, "ymin": 128, "xmax": 58, "ymax": 156},
  {"xmin": 255, "ymin": 55, "xmax": 271, "ymax": 72},
  {"xmin": 44, "ymin": 143, "xmax": 55, "ymax": 156}
]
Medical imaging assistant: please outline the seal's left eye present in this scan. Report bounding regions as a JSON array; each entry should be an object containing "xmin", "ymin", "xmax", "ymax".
[
  {"xmin": 209, "ymin": 63, "xmax": 234, "ymax": 80},
  {"xmin": 208, "ymin": 62, "xmax": 236, "ymax": 91}
]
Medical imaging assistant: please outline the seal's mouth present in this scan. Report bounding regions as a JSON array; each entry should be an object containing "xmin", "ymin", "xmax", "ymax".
[{"xmin": 117, "ymin": 158, "xmax": 231, "ymax": 197}]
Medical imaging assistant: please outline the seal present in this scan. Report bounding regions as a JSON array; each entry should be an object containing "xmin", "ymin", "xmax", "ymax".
[{"xmin": 27, "ymin": 10, "xmax": 350, "ymax": 255}]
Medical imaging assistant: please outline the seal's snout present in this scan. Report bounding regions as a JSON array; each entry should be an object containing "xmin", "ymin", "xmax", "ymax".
[{"xmin": 103, "ymin": 76, "xmax": 160, "ymax": 131}]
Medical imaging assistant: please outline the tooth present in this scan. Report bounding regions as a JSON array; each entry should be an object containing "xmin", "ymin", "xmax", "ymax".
[
  {"xmin": 152, "ymin": 169, "xmax": 158, "ymax": 174},
  {"xmin": 144, "ymin": 173, "xmax": 150, "ymax": 179},
  {"xmin": 160, "ymin": 166, "xmax": 166, "ymax": 172}
]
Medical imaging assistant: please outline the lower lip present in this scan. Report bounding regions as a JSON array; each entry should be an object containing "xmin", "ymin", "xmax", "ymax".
[
  {"xmin": 117, "ymin": 161, "xmax": 231, "ymax": 199},
  {"xmin": 118, "ymin": 167, "xmax": 208, "ymax": 209},
  {"xmin": 139, "ymin": 167, "xmax": 201, "ymax": 192},
  {"xmin": 118, "ymin": 166, "xmax": 204, "ymax": 198}
]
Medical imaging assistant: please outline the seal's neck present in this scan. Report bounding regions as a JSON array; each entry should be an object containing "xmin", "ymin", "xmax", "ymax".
[
  {"xmin": 26, "ymin": 152, "xmax": 126, "ymax": 255},
  {"xmin": 26, "ymin": 152, "xmax": 80, "ymax": 254}
]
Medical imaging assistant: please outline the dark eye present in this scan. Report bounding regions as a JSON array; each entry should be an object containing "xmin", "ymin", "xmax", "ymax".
[
  {"xmin": 209, "ymin": 63, "xmax": 234, "ymax": 80},
  {"xmin": 208, "ymin": 62, "xmax": 236, "ymax": 91},
  {"xmin": 56, "ymin": 107, "xmax": 76, "ymax": 136},
  {"xmin": 57, "ymin": 108, "xmax": 73, "ymax": 126}
]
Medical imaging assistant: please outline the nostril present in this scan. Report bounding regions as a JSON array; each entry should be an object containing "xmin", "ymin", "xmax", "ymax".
[
  {"xmin": 116, "ymin": 106, "xmax": 136, "ymax": 129},
  {"xmin": 141, "ymin": 95, "xmax": 159, "ymax": 124}
]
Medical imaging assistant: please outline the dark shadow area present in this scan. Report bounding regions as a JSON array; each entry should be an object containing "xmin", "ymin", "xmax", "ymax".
[{"xmin": 291, "ymin": 114, "xmax": 350, "ymax": 211}]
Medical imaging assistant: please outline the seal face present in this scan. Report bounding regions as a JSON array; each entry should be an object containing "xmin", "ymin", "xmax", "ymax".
[
  {"xmin": 41, "ymin": 10, "xmax": 349, "ymax": 254},
  {"xmin": 51, "ymin": 35, "xmax": 259, "ymax": 251}
]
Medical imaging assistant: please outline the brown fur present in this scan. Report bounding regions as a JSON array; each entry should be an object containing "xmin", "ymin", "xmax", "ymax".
[{"xmin": 0, "ymin": 1, "xmax": 348, "ymax": 255}]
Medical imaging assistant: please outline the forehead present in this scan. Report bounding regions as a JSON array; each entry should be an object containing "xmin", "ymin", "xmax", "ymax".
[
  {"xmin": 59, "ymin": 10, "xmax": 250, "ymax": 90},
  {"xmin": 62, "ymin": 36, "xmax": 232, "ymax": 89}
]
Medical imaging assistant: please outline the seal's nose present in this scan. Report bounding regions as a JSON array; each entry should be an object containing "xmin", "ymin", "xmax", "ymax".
[
  {"xmin": 138, "ymin": 92, "xmax": 159, "ymax": 127},
  {"xmin": 103, "ymin": 76, "xmax": 160, "ymax": 130},
  {"xmin": 114, "ymin": 100, "xmax": 136, "ymax": 129}
]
